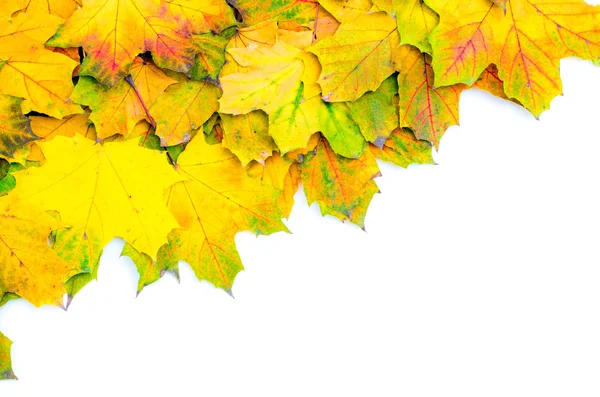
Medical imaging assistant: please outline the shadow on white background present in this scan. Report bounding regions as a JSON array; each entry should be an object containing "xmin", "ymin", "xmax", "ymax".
[{"xmin": 1, "ymin": 57, "xmax": 600, "ymax": 396}]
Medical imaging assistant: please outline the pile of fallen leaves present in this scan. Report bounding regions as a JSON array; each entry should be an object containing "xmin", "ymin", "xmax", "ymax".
[{"xmin": 1, "ymin": 0, "xmax": 599, "ymax": 380}]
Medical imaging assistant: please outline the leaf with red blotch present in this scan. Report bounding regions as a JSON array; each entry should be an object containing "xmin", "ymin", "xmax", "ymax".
[
  {"xmin": 395, "ymin": 45, "xmax": 465, "ymax": 148},
  {"xmin": 47, "ymin": 0, "xmax": 199, "ymax": 86},
  {"xmin": 427, "ymin": 0, "xmax": 600, "ymax": 117}
]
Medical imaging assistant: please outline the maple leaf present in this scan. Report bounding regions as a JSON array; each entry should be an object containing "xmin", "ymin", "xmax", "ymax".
[
  {"xmin": 307, "ymin": 11, "xmax": 399, "ymax": 102},
  {"xmin": 70, "ymin": 57, "xmax": 176, "ymax": 139},
  {"xmin": 395, "ymin": 45, "xmax": 465, "ymax": 148},
  {"xmin": 300, "ymin": 135, "xmax": 380, "ymax": 228},
  {"xmin": 47, "ymin": 0, "xmax": 198, "ymax": 86},
  {"xmin": 9, "ymin": 135, "xmax": 182, "ymax": 280},
  {"xmin": 0, "ymin": 332, "xmax": 16, "ymax": 380},
  {"xmin": 166, "ymin": 0, "xmax": 236, "ymax": 34},
  {"xmin": 0, "ymin": 95, "xmax": 37, "ymax": 159},
  {"xmin": 151, "ymin": 78, "xmax": 221, "ymax": 146},
  {"xmin": 219, "ymin": 20, "xmax": 278, "ymax": 77},
  {"xmin": 3, "ymin": 0, "xmax": 600, "ymax": 380},
  {"xmin": 121, "ymin": 241, "xmax": 178, "ymax": 294},
  {"xmin": 231, "ymin": 0, "xmax": 318, "ymax": 26},
  {"xmin": 30, "ymin": 113, "xmax": 95, "ymax": 142},
  {"xmin": 391, "ymin": 0, "xmax": 439, "ymax": 54},
  {"xmin": 220, "ymin": 111, "xmax": 276, "ymax": 166},
  {"xmin": 247, "ymin": 152, "xmax": 301, "ymax": 219},
  {"xmin": 0, "ymin": 199, "xmax": 74, "ymax": 307},
  {"xmin": 348, "ymin": 74, "xmax": 399, "ymax": 147},
  {"xmin": 189, "ymin": 29, "xmax": 235, "ymax": 81},
  {"xmin": 370, "ymin": 127, "xmax": 435, "ymax": 168},
  {"xmin": 123, "ymin": 133, "xmax": 287, "ymax": 292},
  {"xmin": 0, "ymin": 12, "xmax": 82, "ymax": 118},
  {"xmin": 318, "ymin": 0, "xmax": 373, "ymax": 23},
  {"xmin": 426, "ymin": 0, "xmax": 600, "ymax": 116},
  {"xmin": 219, "ymin": 40, "xmax": 305, "ymax": 115},
  {"xmin": 22, "ymin": 0, "xmax": 82, "ymax": 19}
]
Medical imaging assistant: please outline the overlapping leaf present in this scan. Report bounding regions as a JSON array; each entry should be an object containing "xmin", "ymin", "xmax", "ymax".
[{"xmin": 0, "ymin": 0, "xmax": 599, "ymax": 380}]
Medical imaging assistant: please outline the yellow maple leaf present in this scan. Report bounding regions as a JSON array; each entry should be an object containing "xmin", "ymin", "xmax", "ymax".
[
  {"xmin": 220, "ymin": 20, "xmax": 278, "ymax": 77},
  {"xmin": 47, "ymin": 0, "xmax": 198, "ymax": 86},
  {"xmin": 393, "ymin": 0, "xmax": 439, "ymax": 54},
  {"xmin": 220, "ymin": 111, "xmax": 276, "ymax": 166},
  {"xmin": 10, "ymin": 135, "xmax": 182, "ymax": 263},
  {"xmin": 318, "ymin": 0, "xmax": 373, "ymax": 23},
  {"xmin": 307, "ymin": 11, "xmax": 400, "ymax": 102},
  {"xmin": 0, "ymin": 199, "xmax": 73, "ymax": 307},
  {"xmin": 156, "ymin": 134, "xmax": 287, "ymax": 290},
  {"xmin": 166, "ymin": 0, "xmax": 236, "ymax": 34},
  {"xmin": 0, "ymin": 12, "xmax": 81, "ymax": 118},
  {"xmin": 30, "ymin": 113, "xmax": 94, "ymax": 141},
  {"xmin": 22, "ymin": 0, "xmax": 81, "ymax": 19},
  {"xmin": 427, "ymin": 0, "xmax": 600, "ymax": 116},
  {"xmin": 370, "ymin": 127, "xmax": 435, "ymax": 168},
  {"xmin": 70, "ymin": 57, "xmax": 176, "ymax": 139},
  {"xmin": 219, "ymin": 41, "xmax": 305, "ymax": 115},
  {"xmin": 299, "ymin": 135, "xmax": 380, "ymax": 228},
  {"xmin": 151, "ymin": 78, "xmax": 221, "ymax": 146},
  {"xmin": 395, "ymin": 45, "xmax": 465, "ymax": 148},
  {"xmin": 247, "ymin": 152, "xmax": 300, "ymax": 219}
]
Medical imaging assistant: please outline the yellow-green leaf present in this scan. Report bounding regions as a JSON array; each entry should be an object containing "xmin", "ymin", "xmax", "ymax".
[{"xmin": 307, "ymin": 12, "xmax": 399, "ymax": 102}]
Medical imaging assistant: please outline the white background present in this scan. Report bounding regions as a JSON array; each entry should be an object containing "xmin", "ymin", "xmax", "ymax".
[{"xmin": 1, "ymin": 57, "xmax": 600, "ymax": 396}]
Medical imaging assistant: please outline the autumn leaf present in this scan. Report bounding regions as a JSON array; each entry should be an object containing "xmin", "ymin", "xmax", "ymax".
[
  {"xmin": 167, "ymin": 0, "xmax": 236, "ymax": 34},
  {"xmin": 219, "ymin": 41, "xmax": 305, "ymax": 115},
  {"xmin": 0, "ymin": 332, "xmax": 15, "ymax": 380},
  {"xmin": 47, "ymin": 0, "xmax": 198, "ymax": 86},
  {"xmin": 395, "ymin": 45, "xmax": 465, "ymax": 148},
  {"xmin": 348, "ymin": 74, "xmax": 399, "ymax": 147},
  {"xmin": 1, "ymin": 0, "xmax": 600, "ymax": 380},
  {"xmin": 151, "ymin": 78, "xmax": 221, "ymax": 146},
  {"xmin": 220, "ymin": 111, "xmax": 276, "ymax": 166},
  {"xmin": 189, "ymin": 29, "xmax": 235, "ymax": 81},
  {"xmin": 10, "ymin": 135, "xmax": 182, "ymax": 272},
  {"xmin": 22, "ymin": 0, "xmax": 81, "ymax": 19},
  {"xmin": 71, "ymin": 58, "xmax": 176, "ymax": 139},
  {"xmin": 0, "ymin": 12, "xmax": 82, "ymax": 118},
  {"xmin": 0, "ymin": 95, "xmax": 37, "ymax": 159},
  {"xmin": 248, "ymin": 152, "xmax": 301, "ymax": 219},
  {"xmin": 0, "ymin": 198, "xmax": 74, "ymax": 307},
  {"xmin": 371, "ymin": 128, "xmax": 435, "ymax": 168},
  {"xmin": 427, "ymin": 0, "xmax": 600, "ymax": 116},
  {"xmin": 232, "ymin": 0, "xmax": 318, "ymax": 26},
  {"xmin": 307, "ymin": 11, "xmax": 399, "ymax": 102},
  {"xmin": 393, "ymin": 0, "xmax": 439, "ymax": 54},
  {"xmin": 140, "ymin": 134, "xmax": 286, "ymax": 291},
  {"xmin": 300, "ymin": 135, "xmax": 380, "ymax": 228}
]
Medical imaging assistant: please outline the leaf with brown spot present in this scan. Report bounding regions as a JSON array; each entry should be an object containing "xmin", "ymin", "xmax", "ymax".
[
  {"xmin": 371, "ymin": 128, "xmax": 435, "ymax": 168},
  {"xmin": 0, "ymin": 95, "xmax": 37, "ymax": 159}
]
